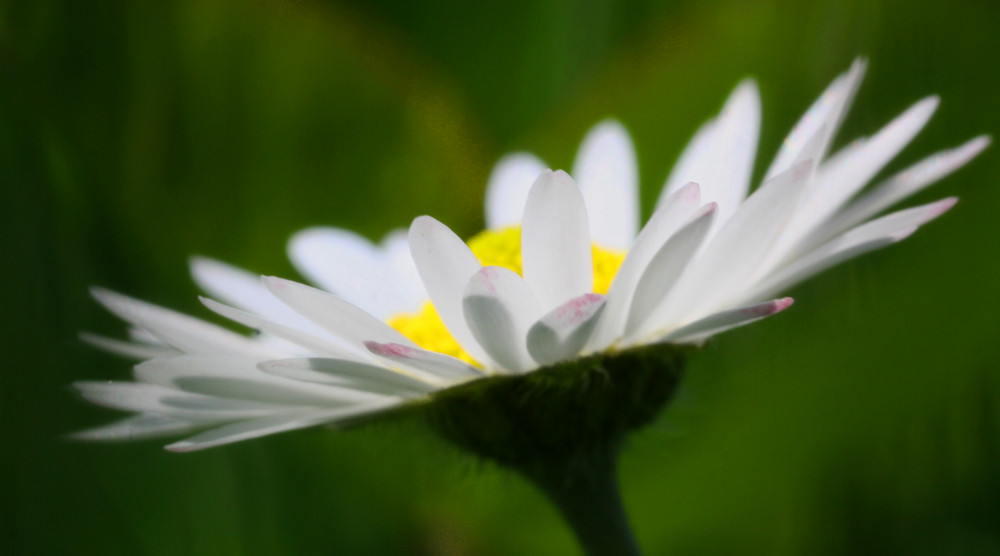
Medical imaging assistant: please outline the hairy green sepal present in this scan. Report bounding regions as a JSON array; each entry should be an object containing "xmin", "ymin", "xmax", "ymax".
[{"xmin": 425, "ymin": 343, "xmax": 686, "ymax": 469}]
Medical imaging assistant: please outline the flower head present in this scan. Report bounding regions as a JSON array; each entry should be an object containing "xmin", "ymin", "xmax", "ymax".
[{"xmin": 75, "ymin": 59, "xmax": 987, "ymax": 452}]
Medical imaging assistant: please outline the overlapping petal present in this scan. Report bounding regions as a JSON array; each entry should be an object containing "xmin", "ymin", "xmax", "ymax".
[{"xmin": 76, "ymin": 58, "xmax": 987, "ymax": 451}]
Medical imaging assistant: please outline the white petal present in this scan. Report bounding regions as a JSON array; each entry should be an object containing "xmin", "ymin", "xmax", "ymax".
[
  {"xmin": 801, "ymin": 96, "xmax": 940, "ymax": 229},
  {"xmin": 572, "ymin": 120, "xmax": 639, "ymax": 249},
  {"xmin": 462, "ymin": 266, "xmax": 542, "ymax": 372},
  {"xmin": 589, "ymin": 182, "xmax": 702, "ymax": 350},
  {"xmin": 661, "ymin": 298, "xmax": 794, "ymax": 344},
  {"xmin": 164, "ymin": 405, "xmax": 398, "ymax": 452},
  {"xmin": 659, "ymin": 79, "xmax": 760, "ymax": 227},
  {"xmin": 764, "ymin": 58, "xmax": 867, "ymax": 180},
  {"xmin": 521, "ymin": 170, "xmax": 593, "ymax": 310},
  {"xmin": 190, "ymin": 256, "xmax": 315, "ymax": 330},
  {"xmin": 259, "ymin": 358, "xmax": 437, "ymax": 396},
  {"xmin": 749, "ymin": 198, "xmax": 957, "ymax": 301},
  {"xmin": 287, "ymin": 228, "xmax": 415, "ymax": 319},
  {"xmin": 365, "ymin": 342, "xmax": 484, "ymax": 381},
  {"xmin": 408, "ymin": 216, "xmax": 495, "ymax": 366},
  {"xmin": 485, "ymin": 153, "xmax": 548, "ymax": 229},
  {"xmin": 90, "ymin": 288, "xmax": 276, "ymax": 357},
  {"xmin": 128, "ymin": 326, "xmax": 165, "ymax": 345},
  {"xmin": 69, "ymin": 414, "xmax": 200, "ymax": 442},
  {"xmin": 657, "ymin": 160, "xmax": 813, "ymax": 324},
  {"xmin": 263, "ymin": 277, "xmax": 415, "ymax": 350},
  {"xmin": 624, "ymin": 203, "xmax": 718, "ymax": 341},
  {"xmin": 134, "ymin": 355, "xmax": 379, "ymax": 406},
  {"xmin": 527, "ymin": 293, "xmax": 606, "ymax": 366},
  {"xmin": 74, "ymin": 381, "xmax": 277, "ymax": 420},
  {"xmin": 808, "ymin": 136, "xmax": 989, "ymax": 246},
  {"xmin": 381, "ymin": 229, "xmax": 427, "ymax": 312},
  {"xmin": 200, "ymin": 297, "xmax": 367, "ymax": 361},
  {"xmin": 80, "ymin": 332, "xmax": 180, "ymax": 360}
]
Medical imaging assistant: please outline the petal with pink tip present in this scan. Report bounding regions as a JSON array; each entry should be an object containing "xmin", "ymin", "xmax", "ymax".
[
  {"xmin": 624, "ymin": 203, "xmax": 717, "ymax": 342},
  {"xmin": 365, "ymin": 341, "xmax": 484, "ymax": 381},
  {"xmin": 658, "ymin": 80, "xmax": 760, "ymax": 227},
  {"xmin": 807, "ymin": 136, "xmax": 989, "ymax": 248},
  {"xmin": 588, "ymin": 182, "xmax": 702, "ymax": 350},
  {"xmin": 748, "ymin": 198, "xmax": 957, "ymax": 301},
  {"xmin": 258, "ymin": 358, "xmax": 438, "ymax": 396},
  {"xmin": 661, "ymin": 298, "xmax": 794, "ymax": 344},
  {"xmin": 527, "ymin": 293, "xmax": 606, "ymax": 366}
]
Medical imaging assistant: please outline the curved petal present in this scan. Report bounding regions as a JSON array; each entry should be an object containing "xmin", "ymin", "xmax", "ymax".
[
  {"xmin": 365, "ymin": 342, "xmax": 484, "ymax": 381},
  {"xmin": 407, "ymin": 216, "xmax": 495, "ymax": 366},
  {"xmin": 200, "ymin": 297, "xmax": 367, "ymax": 361},
  {"xmin": 659, "ymin": 79, "xmax": 760, "ymax": 227},
  {"xmin": 521, "ymin": 170, "xmax": 593, "ymax": 310},
  {"xmin": 79, "ymin": 332, "xmax": 180, "ymax": 360},
  {"xmin": 287, "ymin": 228, "xmax": 417, "ymax": 319},
  {"xmin": 655, "ymin": 160, "xmax": 813, "ymax": 325},
  {"xmin": 800, "ymin": 96, "xmax": 940, "ymax": 231},
  {"xmin": 660, "ymin": 297, "xmax": 794, "ymax": 344},
  {"xmin": 263, "ymin": 277, "xmax": 415, "ymax": 350},
  {"xmin": 69, "ymin": 414, "xmax": 201, "ymax": 442},
  {"xmin": 134, "ymin": 355, "xmax": 378, "ymax": 405},
  {"xmin": 572, "ymin": 120, "xmax": 639, "ymax": 249},
  {"xmin": 748, "ymin": 198, "xmax": 956, "ymax": 301},
  {"xmin": 90, "ymin": 288, "xmax": 276, "ymax": 358},
  {"xmin": 164, "ymin": 405, "xmax": 398, "ymax": 452},
  {"xmin": 764, "ymin": 58, "xmax": 867, "ymax": 180},
  {"xmin": 527, "ymin": 293, "xmax": 606, "ymax": 366},
  {"xmin": 588, "ymin": 182, "xmax": 702, "ymax": 350},
  {"xmin": 805, "ymin": 136, "xmax": 989, "ymax": 248},
  {"xmin": 624, "ymin": 203, "xmax": 717, "ymax": 342},
  {"xmin": 259, "ymin": 358, "xmax": 438, "ymax": 396},
  {"xmin": 462, "ymin": 266, "xmax": 542, "ymax": 373}
]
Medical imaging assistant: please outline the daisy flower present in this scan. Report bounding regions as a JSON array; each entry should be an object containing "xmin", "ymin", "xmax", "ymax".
[{"xmin": 75, "ymin": 58, "xmax": 987, "ymax": 458}]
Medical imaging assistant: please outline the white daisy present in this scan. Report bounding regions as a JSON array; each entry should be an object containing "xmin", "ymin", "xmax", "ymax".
[{"xmin": 75, "ymin": 59, "xmax": 987, "ymax": 452}]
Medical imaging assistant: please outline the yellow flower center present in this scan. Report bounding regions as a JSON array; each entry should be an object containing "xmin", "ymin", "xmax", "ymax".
[{"xmin": 387, "ymin": 226, "xmax": 626, "ymax": 366}]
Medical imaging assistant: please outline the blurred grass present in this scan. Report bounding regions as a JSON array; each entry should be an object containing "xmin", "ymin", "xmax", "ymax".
[{"xmin": 2, "ymin": 0, "xmax": 999, "ymax": 554}]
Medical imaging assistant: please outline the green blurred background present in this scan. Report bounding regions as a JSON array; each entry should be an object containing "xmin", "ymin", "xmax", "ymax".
[{"xmin": 3, "ymin": 0, "xmax": 1000, "ymax": 553}]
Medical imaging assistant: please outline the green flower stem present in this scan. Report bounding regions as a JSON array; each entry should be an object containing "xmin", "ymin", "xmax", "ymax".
[
  {"xmin": 518, "ymin": 441, "xmax": 640, "ymax": 556},
  {"xmin": 424, "ymin": 344, "xmax": 687, "ymax": 555}
]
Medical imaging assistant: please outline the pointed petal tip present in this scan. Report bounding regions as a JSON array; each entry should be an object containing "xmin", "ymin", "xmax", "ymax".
[
  {"xmin": 916, "ymin": 95, "xmax": 941, "ymax": 115},
  {"xmin": 775, "ymin": 297, "xmax": 795, "ymax": 311},
  {"xmin": 678, "ymin": 182, "xmax": 701, "ymax": 201},
  {"xmin": 740, "ymin": 297, "xmax": 794, "ymax": 318},
  {"xmin": 89, "ymin": 285, "xmax": 113, "ymax": 301},
  {"xmin": 935, "ymin": 196, "xmax": 959, "ymax": 215},
  {"xmin": 970, "ymin": 134, "xmax": 992, "ymax": 152}
]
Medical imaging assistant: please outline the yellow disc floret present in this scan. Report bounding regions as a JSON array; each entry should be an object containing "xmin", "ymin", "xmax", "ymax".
[{"xmin": 387, "ymin": 226, "xmax": 626, "ymax": 367}]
